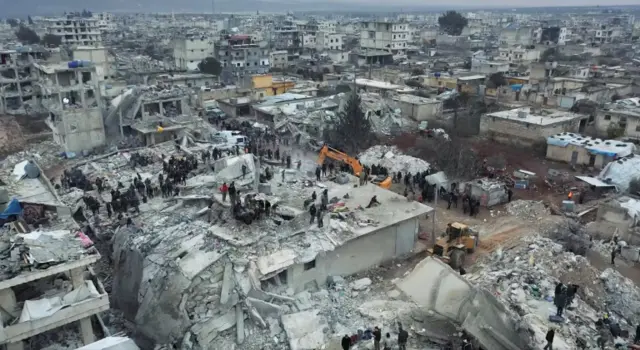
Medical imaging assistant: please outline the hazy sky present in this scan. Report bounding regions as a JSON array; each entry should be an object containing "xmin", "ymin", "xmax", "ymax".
[{"xmin": 3, "ymin": 0, "xmax": 639, "ymax": 17}]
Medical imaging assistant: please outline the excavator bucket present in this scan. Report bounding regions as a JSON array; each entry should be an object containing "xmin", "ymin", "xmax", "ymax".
[{"xmin": 378, "ymin": 176, "xmax": 392, "ymax": 189}]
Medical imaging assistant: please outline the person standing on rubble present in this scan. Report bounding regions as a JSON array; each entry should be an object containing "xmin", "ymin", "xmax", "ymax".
[
  {"xmin": 321, "ymin": 189, "xmax": 329, "ymax": 210},
  {"xmin": 373, "ymin": 326, "xmax": 382, "ymax": 350},
  {"xmin": 309, "ymin": 204, "xmax": 317, "ymax": 224},
  {"xmin": 317, "ymin": 208, "xmax": 324, "ymax": 228},
  {"xmin": 242, "ymin": 164, "xmax": 247, "ymax": 179},
  {"xmin": 228, "ymin": 182, "xmax": 237, "ymax": 205},
  {"xmin": 397, "ymin": 324, "xmax": 408, "ymax": 350},
  {"xmin": 597, "ymin": 324, "xmax": 609, "ymax": 349},
  {"xmin": 341, "ymin": 334, "xmax": 351, "ymax": 350},
  {"xmin": 382, "ymin": 333, "xmax": 392, "ymax": 350},
  {"xmin": 316, "ymin": 166, "xmax": 322, "ymax": 182},
  {"xmin": 554, "ymin": 287, "xmax": 567, "ymax": 317},
  {"xmin": 611, "ymin": 246, "xmax": 618, "ymax": 265},
  {"xmin": 220, "ymin": 182, "xmax": 229, "ymax": 202},
  {"xmin": 543, "ymin": 328, "xmax": 555, "ymax": 350}
]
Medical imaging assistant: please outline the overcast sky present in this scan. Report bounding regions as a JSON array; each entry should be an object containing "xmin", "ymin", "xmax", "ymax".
[{"xmin": 3, "ymin": 0, "xmax": 639, "ymax": 17}]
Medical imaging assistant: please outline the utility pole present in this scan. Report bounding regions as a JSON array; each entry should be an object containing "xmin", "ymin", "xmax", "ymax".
[{"xmin": 431, "ymin": 189, "xmax": 437, "ymax": 246}]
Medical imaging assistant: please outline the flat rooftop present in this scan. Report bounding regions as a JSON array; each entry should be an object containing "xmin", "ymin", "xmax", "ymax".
[
  {"xmin": 1, "ymin": 160, "xmax": 63, "ymax": 206},
  {"xmin": 393, "ymin": 94, "xmax": 440, "ymax": 105},
  {"xmin": 547, "ymin": 132, "xmax": 635, "ymax": 157},
  {"xmin": 485, "ymin": 107, "xmax": 585, "ymax": 126},
  {"xmin": 355, "ymin": 79, "xmax": 415, "ymax": 93}
]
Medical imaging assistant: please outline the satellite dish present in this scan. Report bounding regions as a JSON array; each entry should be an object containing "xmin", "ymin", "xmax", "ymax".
[{"xmin": 62, "ymin": 97, "xmax": 70, "ymax": 104}]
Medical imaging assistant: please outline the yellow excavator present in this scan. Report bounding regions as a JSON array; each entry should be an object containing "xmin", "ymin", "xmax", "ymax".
[
  {"xmin": 428, "ymin": 222, "xmax": 479, "ymax": 270},
  {"xmin": 317, "ymin": 145, "xmax": 392, "ymax": 189}
]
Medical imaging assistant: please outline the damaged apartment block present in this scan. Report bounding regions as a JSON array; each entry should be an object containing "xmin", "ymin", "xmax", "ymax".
[
  {"xmin": 0, "ymin": 162, "xmax": 109, "ymax": 350},
  {"xmin": 0, "ymin": 48, "xmax": 46, "ymax": 115},
  {"xmin": 37, "ymin": 62, "xmax": 106, "ymax": 153}
]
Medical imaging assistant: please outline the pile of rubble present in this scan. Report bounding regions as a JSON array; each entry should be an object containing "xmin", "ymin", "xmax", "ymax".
[
  {"xmin": 506, "ymin": 200, "xmax": 549, "ymax": 221},
  {"xmin": 359, "ymin": 145, "xmax": 430, "ymax": 175},
  {"xmin": 359, "ymin": 93, "xmax": 411, "ymax": 135},
  {"xmin": 467, "ymin": 234, "xmax": 640, "ymax": 349}
]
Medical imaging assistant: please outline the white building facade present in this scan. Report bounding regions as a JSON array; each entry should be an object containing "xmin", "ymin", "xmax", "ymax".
[
  {"xmin": 360, "ymin": 21, "xmax": 409, "ymax": 54},
  {"xmin": 173, "ymin": 37, "xmax": 214, "ymax": 71},
  {"xmin": 45, "ymin": 17, "xmax": 102, "ymax": 47},
  {"xmin": 316, "ymin": 32, "xmax": 344, "ymax": 51}
]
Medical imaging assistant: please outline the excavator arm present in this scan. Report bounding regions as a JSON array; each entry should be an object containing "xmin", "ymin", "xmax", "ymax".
[{"xmin": 317, "ymin": 145, "xmax": 363, "ymax": 176}]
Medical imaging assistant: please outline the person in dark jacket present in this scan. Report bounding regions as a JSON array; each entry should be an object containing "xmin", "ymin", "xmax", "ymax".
[
  {"xmin": 398, "ymin": 325, "xmax": 408, "ymax": 350},
  {"xmin": 543, "ymin": 328, "xmax": 555, "ymax": 350},
  {"xmin": 373, "ymin": 326, "xmax": 382, "ymax": 350},
  {"xmin": 309, "ymin": 204, "xmax": 317, "ymax": 224},
  {"xmin": 341, "ymin": 334, "xmax": 351, "ymax": 350},
  {"xmin": 635, "ymin": 324, "xmax": 640, "ymax": 344},
  {"xmin": 555, "ymin": 290, "xmax": 567, "ymax": 317},
  {"xmin": 554, "ymin": 282, "xmax": 563, "ymax": 297}
]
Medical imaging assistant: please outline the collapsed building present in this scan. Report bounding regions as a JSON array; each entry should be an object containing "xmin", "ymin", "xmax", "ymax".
[
  {"xmin": 0, "ymin": 159, "xmax": 111, "ymax": 350},
  {"xmin": 254, "ymin": 92, "xmax": 413, "ymax": 150},
  {"xmin": 54, "ymin": 140, "xmax": 433, "ymax": 349},
  {"xmin": 104, "ymin": 85, "xmax": 193, "ymax": 139},
  {"xmin": 37, "ymin": 62, "xmax": 106, "ymax": 153}
]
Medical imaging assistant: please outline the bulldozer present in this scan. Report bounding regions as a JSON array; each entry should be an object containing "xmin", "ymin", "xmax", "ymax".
[{"xmin": 428, "ymin": 222, "xmax": 479, "ymax": 270}]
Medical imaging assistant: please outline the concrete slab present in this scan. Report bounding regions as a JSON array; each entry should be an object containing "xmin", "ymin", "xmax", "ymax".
[
  {"xmin": 281, "ymin": 310, "xmax": 329, "ymax": 350},
  {"xmin": 256, "ymin": 249, "xmax": 296, "ymax": 277},
  {"xmin": 220, "ymin": 263, "xmax": 234, "ymax": 305},
  {"xmin": 190, "ymin": 309, "xmax": 237, "ymax": 345}
]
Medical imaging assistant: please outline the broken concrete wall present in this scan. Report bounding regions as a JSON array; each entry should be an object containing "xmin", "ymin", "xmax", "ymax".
[
  {"xmin": 111, "ymin": 227, "xmax": 144, "ymax": 321},
  {"xmin": 397, "ymin": 257, "xmax": 531, "ymax": 350},
  {"xmin": 111, "ymin": 226, "xmax": 191, "ymax": 344}
]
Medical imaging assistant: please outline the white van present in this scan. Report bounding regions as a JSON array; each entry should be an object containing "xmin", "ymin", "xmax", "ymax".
[{"xmin": 213, "ymin": 130, "xmax": 249, "ymax": 148}]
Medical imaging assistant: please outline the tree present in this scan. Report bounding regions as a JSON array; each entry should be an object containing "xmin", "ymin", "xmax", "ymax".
[
  {"xmin": 197, "ymin": 57, "xmax": 222, "ymax": 76},
  {"xmin": 540, "ymin": 48, "xmax": 556, "ymax": 62},
  {"xmin": 15, "ymin": 25, "xmax": 40, "ymax": 45},
  {"xmin": 323, "ymin": 93, "xmax": 373, "ymax": 154},
  {"xmin": 438, "ymin": 11, "xmax": 468, "ymax": 36},
  {"xmin": 6, "ymin": 19, "xmax": 19, "ymax": 28},
  {"xmin": 41, "ymin": 34, "xmax": 62, "ymax": 47},
  {"xmin": 488, "ymin": 72, "xmax": 507, "ymax": 88}
]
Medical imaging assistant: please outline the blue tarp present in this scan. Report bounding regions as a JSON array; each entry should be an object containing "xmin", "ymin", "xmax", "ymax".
[
  {"xmin": 0, "ymin": 199, "xmax": 22, "ymax": 219},
  {"xmin": 511, "ymin": 84, "xmax": 523, "ymax": 91}
]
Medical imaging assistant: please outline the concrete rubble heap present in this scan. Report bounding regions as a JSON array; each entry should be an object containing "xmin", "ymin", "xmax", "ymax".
[
  {"xmin": 467, "ymin": 234, "xmax": 640, "ymax": 350},
  {"xmin": 359, "ymin": 145, "xmax": 430, "ymax": 175},
  {"xmin": 56, "ymin": 138, "xmax": 433, "ymax": 349},
  {"xmin": 0, "ymin": 227, "xmax": 98, "ymax": 281},
  {"xmin": 358, "ymin": 92, "xmax": 409, "ymax": 135},
  {"xmin": 505, "ymin": 200, "xmax": 550, "ymax": 221}
]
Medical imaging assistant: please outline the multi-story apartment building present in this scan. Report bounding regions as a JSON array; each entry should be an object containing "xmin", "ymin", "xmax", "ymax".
[
  {"xmin": 499, "ymin": 25, "xmax": 536, "ymax": 47},
  {"xmin": 497, "ymin": 46, "xmax": 541, "ymax": 65},
  {"xmin": 302, "ymin": 33, "xmax": 316, "ymax": 49},
  {"xmin": 215, "ymin": 34, "xmax": 269, "ymax": 74},
  {"xmin": 172, "ymin": 36, "xmax": 214, "ymax": 71},
  {"xmin": 92, "ymin": 12, "xmax": 116, "ymax": 31},
  {"xmin": 269, "ymin": 51, "xmax": 289, "ymax": 69},
  {"xmin": 360, "ymin": 21, "xmax": 409, "ymax": 54},
  {"xmin": 273, "ymin": 21, "xmax": 302, "ymax": 54},
  {"xmin": 36, "ymin": 62, "xmax": 106, "ymax": 152},
  {"xmin": 318, "ymin": 21, "xmax": 337, "ymax": 33},
  {"xmin": 316, "ymin": 32, "xmax": 344, "ymax": 51},
  {"xmin": 0, "ymin": 47, "xmax": 48, "ymax": 114},
  {"xmin": 590, "ymin": 25, "xmax": 622, "ymax": 44},
  {"xmin": 44, "ymin": 16, "xmax": 102, "ymax": 47}
]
